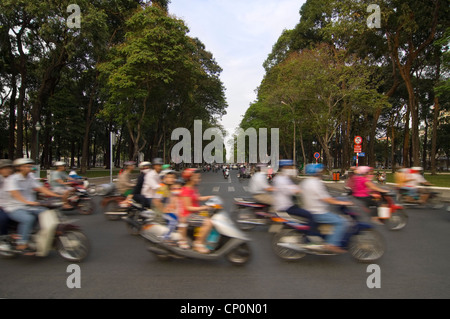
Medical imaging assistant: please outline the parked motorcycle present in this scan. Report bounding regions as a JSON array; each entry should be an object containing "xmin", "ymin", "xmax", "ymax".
[
  {"xmin": 0, "ymin": 200, "xmax": 90, "ymax": 262},
  {"xmin": 232, "ymin": 197, "xmax": 274, "ymax": 231},
  {"xmin": 270, "ymin": 203, "xmax": 385, "ymax": 263},
  {"xmin": 140, "ymin": 196, "xmax": 252, "ymax": 265}
]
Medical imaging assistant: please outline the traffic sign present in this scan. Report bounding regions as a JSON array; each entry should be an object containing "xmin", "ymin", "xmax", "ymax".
[
  {"xmin": 314, "ymin": 152, "xmax": 321, "ymax": 159},
  {"xmin": 354, "ymin": 145, "xmax": 362, "ymax": 153},
  {"xmin": 354, "ymin": 136, "xmax": 363, "ymax": 145},
  {"xmin": 358, "ymin": 152, "xmax": 365, "ymax": 157}
]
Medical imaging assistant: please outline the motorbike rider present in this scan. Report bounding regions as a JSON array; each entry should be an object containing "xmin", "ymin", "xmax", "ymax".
[
  {"xmin": 116, "ymin": 161, "xmax": 136, "ymax": 197},
  {"xmin": 0, "ymin": 159, "xmax": 14, "ymax": 235},
  {"xmin": 3, "ymin": 158, "xmax": 63, "ymax": 254},
  {"xmin": 178, "ymin": 168, "xmax": 214, "ymax": 253},
  {"xmin": 49, "ymin": 161, "xmax": 75, "ymax": 209},
  {"xmin": 126, "ymin": 161, "xmax": 152, "ymax": 207},
  {"xmin": 272, "ymin": 159, "xmax": 316, "ymax": 234},
  {"xmin": 300, "ymin": 164, "xmax": 353, "ymax": 254},
  {"xmin": 248, "ymin": 163, "xmax": 274, "ymax": 206},
  {"xmin": 142, "ymin": 158, "xmax": 164, "ymax": 207},
  {"xmin": 350, "ymin": 166, "xmax": 388, "ymax": 224},
  {"xmin": 403, "ymin": 167, "xmax": 432, "ymax": 204},
  {"xmin": 152, "ymin": 169, "xmax": 177, "ymax": 213}
]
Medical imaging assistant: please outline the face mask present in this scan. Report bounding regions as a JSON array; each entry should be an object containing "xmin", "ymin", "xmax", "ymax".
[{"xmin": 171, "ymin": 190, "xmax": 181, "ymax": 196}]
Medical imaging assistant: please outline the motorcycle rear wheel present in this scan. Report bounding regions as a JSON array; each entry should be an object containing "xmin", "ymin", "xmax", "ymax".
[
  {"xmin": 226, "ymin": 242, "xmax": 251, "ymax": 265},
  {"xmin": 348, "ymin": 229, "xmax": 385, "ymax": 263},
  {"xmin": 271, "ymin": 229, "xmax": 306, "ymax": 261},
  {"xmin": 57, "ymin": 230, "xmax": 90, "ymax": 262}
]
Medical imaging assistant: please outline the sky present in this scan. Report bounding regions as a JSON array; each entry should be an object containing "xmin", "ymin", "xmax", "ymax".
[{"xmin": 169, "ymin": 0, "xmax": 306, "ymax": 136}]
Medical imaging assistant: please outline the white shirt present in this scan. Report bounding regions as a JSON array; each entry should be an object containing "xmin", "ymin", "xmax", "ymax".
[
  {"xmin": 405, "ymin": 173, "xmax": 427, "ymax": 188},
  {"xmin": 300, "ymin": 177, "xmax": 330, "ymax": 215},
  {"xmin": 3, "ymin": 172, "xmax": 42, "ymax": 212},
  {"xmin": 142, "ymin": 169, "xmax": 161, "ymax": 199},
  {"xmin": 272, "ymin": 174, "xmax": 300, "ymax": 211},
  {"xmin": 249, "ymin": 172, "xmax": 270, "ymax": 195}
]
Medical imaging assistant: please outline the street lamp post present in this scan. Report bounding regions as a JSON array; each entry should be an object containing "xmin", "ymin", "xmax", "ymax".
[{"xmin": 36, "ymin": 122, "xmax": 41, "ymax": 178}]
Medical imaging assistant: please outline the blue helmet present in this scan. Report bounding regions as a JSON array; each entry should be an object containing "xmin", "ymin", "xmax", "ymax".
[
  {"xmin": 278, "ymin": 159, "xmax": 294, "ymax": 168},
  {"xmin": 305, "ymin": 163, "xmax": 324, "ymax": 175}
]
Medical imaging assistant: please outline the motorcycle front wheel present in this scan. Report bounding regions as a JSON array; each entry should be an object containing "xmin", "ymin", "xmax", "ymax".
[
  {"xmin": 348, "ymin": 229, "xmax": 385, "ymax": 263},
  {"xmin": 57, "ymin": 230, "xmax": 90, "ymax": 262},
  {"xmin": 78, "ymin": 199, "xmax": 94, "ymax": 215}
]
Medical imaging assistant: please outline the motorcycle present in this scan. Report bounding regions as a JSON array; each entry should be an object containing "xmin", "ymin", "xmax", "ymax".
[
  {"xmin": 376, "ymin": 171, "xmax": 386, "ymax": 184},
  {"xmin": 224, "ymin": 169, "xmax": 230, "ymax": 179},
  {"xmin": 65, "ymin": 181, "xmax": 95, "ymax": 215},
  {"xmin": 374, "ymin": 192, "xmax": 408, "ymax": 231},
  {"xmin": 122, "ymin": 200, "xmax": 153, "ymax": 235},
  {"xmin": 232, "ymin": 197, "xmax": 275, "ymax": 231},
  {"xmin": 0, "ymin": 200, "xmax": 90, "ymax": 262},
  {"xmin": 396, "ymin": 187, "xmax": 444, "ymax": 210},
  {"xmin": 97, "ymin": 183, "xmax": 128, "ymax": 221},
  {"xmin": 270, "ymin": 202, "xmax": 385, "ymax": 263},
  {"xmin": 140, "ymin": 196, "xmax": 252, "ymax": 265}
]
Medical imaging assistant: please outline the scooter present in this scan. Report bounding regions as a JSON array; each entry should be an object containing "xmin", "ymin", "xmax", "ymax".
[
  {"xmin": 0, "ymin": 200, "xmax": 90, "ymax": 262},
  {"xmin": 270, "ymin": 202, "xmax": 385, "ymax": 263},
  {"xmin": 140, "ymin": 197, "xmax": 252, "ymax": 265},
  {"xmin": 65, "ymin": 181, "xmax": 95, "ymax": 215},
  {"xmin": 232, "ymin": 197, "xmax": 275, "ymax": 231}
]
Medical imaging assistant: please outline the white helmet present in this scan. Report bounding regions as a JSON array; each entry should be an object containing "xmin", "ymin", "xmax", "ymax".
[
  {"xmin": 13, "ymin": 158, "xmax": 35, "ymax": 166},
  {"xmin": 54, "ymin": 161, "xmax": 67, "ymax": 167}
]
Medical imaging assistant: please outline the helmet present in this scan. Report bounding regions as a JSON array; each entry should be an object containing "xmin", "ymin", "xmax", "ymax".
[
  {"xmin": 13, "ymin": 158, "xmax": 35, "ymax": 166},
  {"xmin": 124, "ymin": 161, "xmax": 136, "ymax": 167},
  {"xmin": 305, "ymin": 163, "xmax": 324, "ymax": 175},
  {"xmin": 278, "ymin": 159, "xmax": 294, "ymax": 168},
  {"xmin": 54, "ymin": 161, "xmax": 67, "ymax": 167},
  {"xmin": 162, "ymin": 164, "xmax": 172, "ymax": 170},
  {"xmin": 411, "ymin": 167, "xmax": 423, "ymax": 173},
  {"xmin": 0, "ymin": 159, "xmax": 13, "ymax": 169},
  {"xmin": 152, "ymin": 158, "xmax": 164, "ymax": 165},
  {"xmin": 356, "ymin": 166, "xmax": 372, "ymax": 175},
  {"xmin": 160, "ymin": 169, "xmax": 176, "ymax": 178},
  {"xmin": 139, "ymin": 161, "xmax": 152, "ymax": 168},
  {"xmin": 182, "ymin": 168, "xmax": 200, "ymax": 181}
]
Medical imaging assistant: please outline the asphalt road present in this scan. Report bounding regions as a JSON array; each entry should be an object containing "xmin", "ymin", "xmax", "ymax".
[{"xmin": 1, "ymin": 171, "xmax": 450, "ymax": 300}]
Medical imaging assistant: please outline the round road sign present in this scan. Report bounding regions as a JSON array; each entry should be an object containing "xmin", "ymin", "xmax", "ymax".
[{"xmin": 354, "ymin": 136, "xmax": 363, "ymax": 145}]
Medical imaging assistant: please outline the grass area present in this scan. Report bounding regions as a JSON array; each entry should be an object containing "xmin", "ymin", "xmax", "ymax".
[
  {"xmin": 39, "ymin": 168, "xmax": 137, "ymax": 179},
  {"xmin": 385, "ymin": 173, "xmax": 450, "ymax": 188}
]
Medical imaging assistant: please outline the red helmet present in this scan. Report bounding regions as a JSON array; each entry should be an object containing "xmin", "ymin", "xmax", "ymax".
[{"xmin": 182, "ymin": 168, "xmax": 200, "ymax": 181}]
